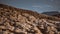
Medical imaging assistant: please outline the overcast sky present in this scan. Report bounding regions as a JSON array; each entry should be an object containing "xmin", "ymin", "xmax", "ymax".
[{"xmin": 0, "ymin": 0, "xmax": 60, "ymax": 13}]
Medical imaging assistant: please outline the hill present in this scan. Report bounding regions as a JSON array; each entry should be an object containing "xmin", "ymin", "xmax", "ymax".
[
  {"xmin": 53, "ymin": 14, "xmax": 60, "ymax": 18},
  {"xmin": 42, "ymin": 11, "xmax": 60, "ymax": 18},
  {"xmin": 0, "ymin": 4, "xmax": 60, "ymax": 34}
]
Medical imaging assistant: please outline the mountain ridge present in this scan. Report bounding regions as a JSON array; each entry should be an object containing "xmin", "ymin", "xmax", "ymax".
[{"xmin": 42, "ymin": 11, "xmax": 60, "ymax": 18}]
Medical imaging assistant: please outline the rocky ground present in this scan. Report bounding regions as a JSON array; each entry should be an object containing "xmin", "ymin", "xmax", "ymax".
[{"xmin": 0, "ymin": 4, "xmax": 60, "ymax": 34}]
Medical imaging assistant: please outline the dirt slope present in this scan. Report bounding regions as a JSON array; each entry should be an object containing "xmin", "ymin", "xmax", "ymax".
[{"xmin": 0, "ymin": 4, "xmax": 60, "ymax": 34}]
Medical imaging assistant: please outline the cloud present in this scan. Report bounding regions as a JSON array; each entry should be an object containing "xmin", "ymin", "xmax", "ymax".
[
  {"xmin": 32, "ymin": 5, "xmax": 53, "ymax": 8},
  {"xmin": 32, "ymin": 5, "xmax": 43, "ymax": 8},
  {"xmin": 31, "ymin": 5, "xmax": 56, "ymax": 11}
]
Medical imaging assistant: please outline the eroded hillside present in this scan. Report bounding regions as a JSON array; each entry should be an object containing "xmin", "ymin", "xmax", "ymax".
[{"xmin": 0, "ymin": 4, "xmax": 60, "ymax": 34}]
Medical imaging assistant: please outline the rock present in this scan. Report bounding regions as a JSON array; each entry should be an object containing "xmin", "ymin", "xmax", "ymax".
[{"xmin": 0, "ymin": 4, "xmax": 60, "ymax": 34}]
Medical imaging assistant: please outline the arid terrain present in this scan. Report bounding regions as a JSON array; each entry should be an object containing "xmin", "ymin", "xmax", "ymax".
[{"xmin": 0, "ymin": 4, "xmax": 60, "ymax": 34}]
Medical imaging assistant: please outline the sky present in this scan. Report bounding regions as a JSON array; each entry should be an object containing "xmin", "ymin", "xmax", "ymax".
[{"xmin": 0, "ymin": 0, "xmax": 60, "ymax": 13}]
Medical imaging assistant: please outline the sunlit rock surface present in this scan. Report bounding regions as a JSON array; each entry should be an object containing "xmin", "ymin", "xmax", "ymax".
[{"xmin": 0, "ymin": 4, "xmax": 60, "ymax": 34}]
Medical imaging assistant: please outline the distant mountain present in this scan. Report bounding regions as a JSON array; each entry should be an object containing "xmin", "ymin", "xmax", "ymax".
[
  {"xmin": 0, "ymin": 4, "xmax": 60, "ymax": 34},
  {"xmin": 42, "ymin": 11, "xmax": 60, "ymax": 18}
]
